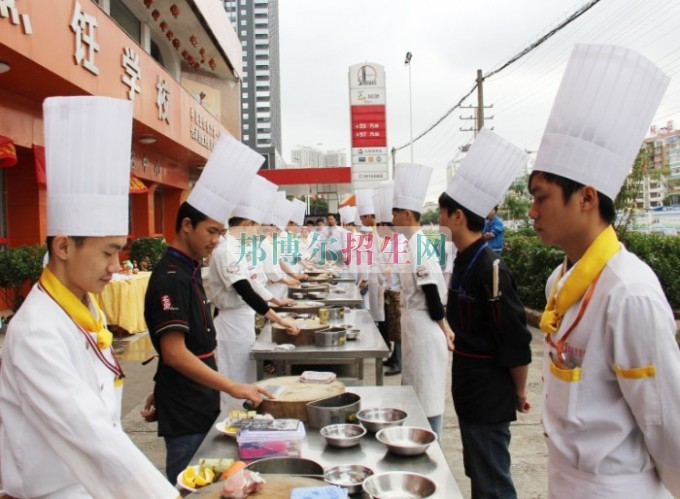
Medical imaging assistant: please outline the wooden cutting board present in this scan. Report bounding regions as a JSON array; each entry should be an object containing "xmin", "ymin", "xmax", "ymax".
[
  {"xmin": 271, "ymin": 318, "xmax": 327, "ymax": 346},
  {"xmin": 187, "ymin": 474, "xmax": 326, "ymax": 498},
  {"xmin": 256, "ymin": 376, "xmax": 345, "ymax": 421}
]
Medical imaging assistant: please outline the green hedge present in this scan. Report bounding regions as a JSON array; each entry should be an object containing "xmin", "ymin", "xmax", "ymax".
[
  {"xmin": 0, "ymin": 244, "xmax": 46, "ymax": 311},
  {"xmin": 503, "ymin": 232, "xmax": 563, "ymax": 310},
  {"xmin": 129, "ymin": 236, "xmax": 167, "ymax": 270},
  {"xmin": 503, "ymin": 230, "xmax": 680, "ymax": 312}
]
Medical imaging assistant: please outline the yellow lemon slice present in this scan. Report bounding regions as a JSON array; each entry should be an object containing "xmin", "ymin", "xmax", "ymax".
[
  {"xmin": 194, "ymin": 467, "xmax": 215, "ymax": 487},
  {"xmin": 182, "ymin": 466, "xmax": 197, "ymax": 488}
]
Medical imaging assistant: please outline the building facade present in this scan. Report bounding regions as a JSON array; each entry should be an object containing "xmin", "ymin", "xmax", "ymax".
[
  {"xmin": 637, "ymin": 122, "xmax": 680, "ymax": 208},
  {"xmin": 290, "ymin": 146, "xmax": 347, "ymax": 168},
  {"xmin": 0, "ymin": 0, "xmax": 243, "ymax": 247},
  {"xmin": 223, "ymin": 0, "xmax": 282, "ymax": 169}
]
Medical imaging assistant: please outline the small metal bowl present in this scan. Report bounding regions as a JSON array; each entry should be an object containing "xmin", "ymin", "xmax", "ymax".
[
  {"xmin": 320, "ymin": 423, "xmax": 366, "ymax": 448},
  {"xmin": 346, "ymin": 330, "xmax": 359, "ymax": 341},
  {"xmin": 362, "ymin": 472, "xmax": 437, "ymax": 498},
  {"xmin": 324, "ymin": 464, "xmax": 374, "ymax": 494},
  {"xmin": 376, "ymin": 426, "xmax": 437, "ymax": 456},
  {"xmin": 356, "ymin": 408, "xmax": 407, "ymax": 433},
  {"xmin": 291, "ymin": 292, "xmax": 304, "ymax": 299}
]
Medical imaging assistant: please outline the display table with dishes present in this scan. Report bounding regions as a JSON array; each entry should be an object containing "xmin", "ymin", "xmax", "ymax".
[
  {"xmin": 94, "ymin": 271, "xmax": 151, "ymax": 334},
  {"xmin": 251, "ymin": 309, "xmax": 389, "ymax": 385},
  {"xmin": 185, "ymin": 386, "xmax": 462, "ymax": 498}
]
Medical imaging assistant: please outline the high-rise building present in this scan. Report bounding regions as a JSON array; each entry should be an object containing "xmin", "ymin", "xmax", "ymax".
[
  {"xmin": 223, "ymin": 0, "xmax": 282, "ymax": 169},
  {"xmin": 290, "ymin": 146, "xmax": 347, "ymax": 168},
  {"xmin": 637, "ymin": 122, "xmax": 680, "ymax": 208}
]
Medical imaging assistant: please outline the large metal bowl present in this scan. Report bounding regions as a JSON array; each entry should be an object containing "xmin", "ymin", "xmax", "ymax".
[
  {"xmin": 324, "ymin": 464, "xmax": 374, "ymax": 494},
  {"xmin": 376, "ymin": 426, "xmax": 437, "ymax": 456},
  {"xmin": 356, "ymin": 408, "xmax": 408, "ymax": 433},
  {"xmin": 320, "ymin": 423, "xmax": 366, "ymax": 448},
  {"xmin": 362, "ymin": 472, "xmax": 437, "ymax": 498},
  {"xmin": 244, "ymin": 457, "xmax": 323, "ymax": 477}
]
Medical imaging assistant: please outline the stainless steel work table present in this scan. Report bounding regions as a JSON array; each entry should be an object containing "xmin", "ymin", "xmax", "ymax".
[
  {"xmin": 251, "ymin": 309, "xmax": 389, "ymax": 385},
  {"xmin": 319, "ymin": 282, "xmax": 363, "ymax": 308},
  {"xmin": 189, "ymin": 386, "xmax": 462, "ymax": 498}
]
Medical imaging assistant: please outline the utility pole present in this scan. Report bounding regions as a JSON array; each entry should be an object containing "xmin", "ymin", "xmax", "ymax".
[
  {"xmin": 391, "ymin": 146, "xmax": 396, "ymax": 180},
  {"xmin": 460, "ymin": 69, "xmax": 493, "ymax": 139}
]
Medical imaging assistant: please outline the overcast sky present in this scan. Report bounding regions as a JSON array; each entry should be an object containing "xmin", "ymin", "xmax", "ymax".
[{"xmin": 278, "ymin": 0, "xmax": 680, "ymax": 202}]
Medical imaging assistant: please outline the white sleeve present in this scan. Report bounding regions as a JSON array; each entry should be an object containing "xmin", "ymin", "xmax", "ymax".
[
  {"xmin": 609, "ymin": 291, "xmax": 680, "ymax": 495},
  {"xmin": 8, "ymin": 327, "xmax": 178, "ymax": 498},
  {"xmin": 262, "ymin": 238, "xmax": 284, "ymax": 282}
]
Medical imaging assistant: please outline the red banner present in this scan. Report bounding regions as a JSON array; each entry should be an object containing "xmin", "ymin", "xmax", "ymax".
[
  {"xmin": 33, "ymin": 144, "xmax": 46, "ymax": 185},
  {"xmin": 0, "ymin": 136, "xmax": 18, "ymax": 168}
]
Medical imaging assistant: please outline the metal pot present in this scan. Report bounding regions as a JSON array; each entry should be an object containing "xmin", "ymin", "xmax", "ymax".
[
  {"xmin": 328, "ymin": 306, "xmax": 344, "ymax": 323},
  {"xmin": 314, "ymin": 326, "xmax": 347, "ymax": 347},
  {"xmin": 307, "ymin": 392, "xmax": 362, "ymax": 429}
]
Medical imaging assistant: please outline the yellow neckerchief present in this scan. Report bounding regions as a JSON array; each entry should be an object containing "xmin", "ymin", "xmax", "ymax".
[
  {"xmin": 540, "ymin": 225, "xmax": 621, "ymax": 334},
  {"xmin": 39, "ymin": 266, "xmax": 113, "ymax": 350}
]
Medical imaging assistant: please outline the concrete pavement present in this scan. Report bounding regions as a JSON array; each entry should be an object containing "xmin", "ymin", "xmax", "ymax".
[{"xmin": 118, "ymin": 327, "xmax": 549, "ymax": 497}]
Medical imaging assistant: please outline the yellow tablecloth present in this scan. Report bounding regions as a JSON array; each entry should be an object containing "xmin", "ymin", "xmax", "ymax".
[{"xmin": 95, "ymin": 271, "xmax": 151, "ymax": 335}]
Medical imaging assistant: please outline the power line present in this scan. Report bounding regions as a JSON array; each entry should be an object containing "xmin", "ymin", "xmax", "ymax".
[{"xmin": 395, "ymin": 0, "xmax": 604, "ymax": 152}]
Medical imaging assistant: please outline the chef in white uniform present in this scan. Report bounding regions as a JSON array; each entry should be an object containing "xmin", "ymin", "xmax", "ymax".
[
  {"xmin": 392, "ymin": 164, "xmax": 455, "ymax": 439},
  {"xmin": 0, "ymin": 97, "xmax": 178, "ymax": 498},
  {"xmin": 529, "ymin": 44, "xmax": 680, "ymax": 498},
  {"xmin": 209, "ymin": 177, "xmax": 299, "ymax": 411},
  {"xmin": 354, "ymin": 189, "xmax": 385, "ymax": 323},
  {"xmin": 262, "ymin": 192, "xmax": 299, "ymax": 300}
]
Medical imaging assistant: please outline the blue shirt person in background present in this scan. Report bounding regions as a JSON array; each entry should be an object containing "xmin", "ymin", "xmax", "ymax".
[{"xmin": 483, "ymin": 206, "xmax": 504, "ymax": 253}]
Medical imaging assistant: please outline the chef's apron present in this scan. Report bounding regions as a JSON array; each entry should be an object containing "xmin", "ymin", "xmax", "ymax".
[
  {"xmin": 548, "ymin": 445, "xmax": 670, "ymax": 499},
  {"xmin": 215, "ymin": 307, "xmax": 256, "ymax": 411},
  {"xmin": 367, "ymin": 272, "xmax": 385, "ymax": 322},
  {"xmin": 400, "ymin": 309, "xmax": 447, "ymax": 417}
]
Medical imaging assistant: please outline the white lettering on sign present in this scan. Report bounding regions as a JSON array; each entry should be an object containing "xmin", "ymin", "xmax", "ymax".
[
  {"xmin": 121, "ymin": 47, "xmax": 142, "ymax": 100},
  {"xmin": 189, "ymin": 107, "xmax": 217, "ymax": 151},
  {"xmin": 0, "ymin": 0, "xmax": 31, "ymax": 34},
  {"xmin": 156, "ymin": 76, "xmax": 170, "ymax": 124},
  {"xmin": 70, "ymin": 1, "xmax": 98, "ymax": 74}
]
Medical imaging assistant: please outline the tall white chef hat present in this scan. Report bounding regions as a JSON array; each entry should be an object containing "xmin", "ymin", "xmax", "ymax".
[
  {"xmin": 269, "ymin": 191, "xmax": 294, "ymax": 230},
  {"xmin": 373, "ymin": 190, "xmax": 382, "ymax": 224},
  {"xmin": 338, "ymin": 205, "xmax": 355, "ymax": 226},
  {"xmin": 355, "ymin": 188, "xmax": 376, "ymax": 216},
  {"xmin": 289, "ymin": 199, "xmax": 307, "ymax": 226},
  {"xmin": 187, "ymin": 134, "xmax": 263, "ymax": 223},
  {"xmin": 534, "ymin": 44, "xmax": 670, "ymax": 200},
  {"xmin": 445, "ymin": 128, "xmax": 528, "ymax": 218},
  {"xmin": 44, "ymin": 96, "xmax": 132, "ymax": 236},
  {"xmin": 232, "ymin": 175, "xmax": 278, "ymax": 224},
  {"xmin": 378, "ymin": 181, "xmax": 394, "ymax": 224},
  {"xmin": 393, "ymin": 163, "xmax": 432, "ymax": 213}
]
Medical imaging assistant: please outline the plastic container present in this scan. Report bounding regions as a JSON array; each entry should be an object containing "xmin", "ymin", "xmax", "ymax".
[{"xmin": 236, "ymin": 421, "xmax": 306, "ymax": 460}]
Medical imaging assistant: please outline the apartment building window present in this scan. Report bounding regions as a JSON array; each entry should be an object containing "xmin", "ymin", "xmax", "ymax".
[
  {"xmin": 110, "ymin": 0, "xmax": 141, "ymax": 43},
  {"xmin": 243, "ymin": 134, "xmax": 250, "ymax": 141},
  {"xmin": 150, "ymin": 39, "xmax": 163, "ymax": 66}
]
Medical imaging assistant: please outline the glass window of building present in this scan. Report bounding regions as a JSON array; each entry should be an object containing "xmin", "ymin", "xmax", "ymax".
[
  {"xmin": 150, "ymin": 38, "xmax": 163, "ymax": 66},
  {"xmin": 110, "ymin": 0, "xmax": 141, "ymax": 43}
]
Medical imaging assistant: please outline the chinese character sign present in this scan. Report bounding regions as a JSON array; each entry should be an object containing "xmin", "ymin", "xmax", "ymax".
[
  {"xmin": 70, "ymin": 1, "xmax": 99, "ymax": 75},
  {"xmin": 156, "ymin": 76, "xmax": 170, "ymax": 123},
  {"xmin": 122, "ymin": 47, "xmax": 142, "ymax": 100}
]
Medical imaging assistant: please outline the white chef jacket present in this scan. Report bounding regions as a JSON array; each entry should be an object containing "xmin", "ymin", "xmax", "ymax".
[
  {"xmin": 262, "ymin": 235, "xmax": 288, "ymax": 300},
  {"xmin": 542, "ymin": 246, "xmax": 680, "ymax": 498},
  {"xmin": 398, "ymin": 229, "xmax": 448, "ymax": 417},
  {"xmin": 208, "ymin": 232, "xmax": 274, "ymax": 410},
  {"xmin": 0, "ymin": 284, "xmax": 177, "ymax": 498},
  {"xmin": 208, "ymin": 232, "xmax": 274, "ymax": 310},
  {"xmin": 380, "ymin": 233, "xmax": 405, "ymax": 293},
  {"xmin": 355, "ymin": 228, "xmax": 385, "ymax": 322}
]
